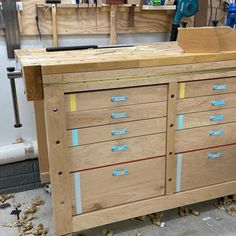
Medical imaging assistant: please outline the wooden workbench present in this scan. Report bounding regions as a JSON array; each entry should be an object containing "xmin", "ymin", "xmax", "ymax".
[{"xmin": 16, "ymin": 39, "xmax": 236, "ymax": 235}]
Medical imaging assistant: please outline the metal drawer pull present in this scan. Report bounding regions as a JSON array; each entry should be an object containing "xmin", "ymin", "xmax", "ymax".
[
  {"xmin": 111, "ymin": 112, "xmax": 128, "ymax": 119},
  {"xmin": 208, "ymin": 152, "xmax": 223, "ymax": 159},
  {"xmin": 113, "ymin": 169, "xmax": 128, "ymax": 176},
  {"xmin": 112, "ymin": 128, "xmax": 128, "ymax": 136},
  {"xmin": 112, "ymin": 144, "xmax": 128, "ymax": 152},
  {"xmin": 111, "ymin": 96, "xmax": 128, "ymax": 102},
  {"xmin": 213, "ymin": 84, "xmax": 228, "ymax": 91},
  {"xmin": 210, "ymin": 115, "xmax": 224, "ymax": 121},
  {"xmin": 209, "ymin": 129, "xmax": 223, "ymax": 136},
  {"xmin": 211, "ymin": 100, "xmax": 225, "ymax": 106}
]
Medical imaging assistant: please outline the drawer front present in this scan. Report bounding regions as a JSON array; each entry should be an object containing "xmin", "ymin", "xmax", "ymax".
[
  {"xmin": 66, "ymin": 102, "xmax": 167, "ymax": 129},
  {"xmin": 176, "ymin": 108, "xmax": 236, "ymax": 130},
  {"xmin": 178, "ymin": 78, "xmax": 236, "ymax": 99},
  {"xmin": 176, "ymin": 145, "xmax": 236, "ymax": 192},
  {"xmin": 175, "ymin": 122, "xmax": 236, "ymax": 153},
  {"xmin": 73, "ymin": 158, "xmax": 165, "ymax": 214},
  {"xmin": 69, "ymin": 133, "xmax": 166, "ymax": 171},
  {"xmin": 177, "ymin": 93, "xmax": 236, "ymax": 114},
  {"xmin": 65, "ymin": 85, "xmax": 167, "ymax": 111},
  {"xmin": 67, "ymin": 117, "xmax": 166, "ymax": 146}
]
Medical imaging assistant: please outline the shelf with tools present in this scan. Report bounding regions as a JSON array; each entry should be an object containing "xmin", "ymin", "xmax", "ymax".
[
  {"xmin": 36, "ymin": 3, "xmax": 176, "ymax": 12},
  {"xmin": 34, "ymin": 2, "xmax": 177, "ymax": 45},
  {"xmin": 0, "ymin": 0, "xmax": 179, "ymax": 38}
]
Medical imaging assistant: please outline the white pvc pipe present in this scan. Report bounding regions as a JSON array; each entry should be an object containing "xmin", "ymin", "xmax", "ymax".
[{"xmin": 0, "ymin": 141, "xmax": 38, "ymax": 165}]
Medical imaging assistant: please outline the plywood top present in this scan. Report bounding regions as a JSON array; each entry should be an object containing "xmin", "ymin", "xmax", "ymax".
[{"xmin": 15, "ymin": 42, "xmax": 236, "ymax": 75}]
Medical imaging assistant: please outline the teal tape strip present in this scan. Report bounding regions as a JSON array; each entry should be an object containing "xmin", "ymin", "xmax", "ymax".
[
  {"xmin": 177, "ymin": 115, "xmax": 184, "ymax": 130},
  {"xmin": 72, "ymin": 129, "xmax": 79, "ymax": 146},
  {"xmin": 74, "ymin": 172, "xmax": 82, "ymax": 214},
  {"xmin": 176, "ymin": 154, "xmax": 183, "ymax": 192}
]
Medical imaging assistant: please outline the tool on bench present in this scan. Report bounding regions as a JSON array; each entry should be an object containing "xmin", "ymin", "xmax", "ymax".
[
  {"xmin": 46, "ymin": 44, "xmax": 134, "ymax": 51},
  {"xmin": 170, "ymin": 0, "xmax": 198, "ymax": 41}
]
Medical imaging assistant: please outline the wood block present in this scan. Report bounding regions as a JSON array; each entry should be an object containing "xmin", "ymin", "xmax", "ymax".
[{"xmin": 178, "ymin": 27, "xmax": 236, "ymax": 53}]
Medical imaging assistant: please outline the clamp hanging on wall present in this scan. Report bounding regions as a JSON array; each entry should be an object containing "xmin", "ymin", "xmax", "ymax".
[
  {"xmin": 6, "ymin": 67, "xmax": 22, "ymax": 128},
  {"xmin": 46, "ymin": 0, "xmax": 61, "ymax": 47}
]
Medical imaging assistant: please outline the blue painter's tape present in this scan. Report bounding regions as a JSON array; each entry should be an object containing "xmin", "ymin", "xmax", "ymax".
[
  {"xmin": 177, "ymin": 114, "xmax": 184, "ymax": 130},
  {"xmin": 176, "ymin": 154, "xmax": 183, "ymax": 192},
  {"xmin": 74, "ymin": 172, "xmax": 82, "ymax": 214},
  {"xmin": 72, "ymin": 129, "xmax": 79, "ymax": 146}
]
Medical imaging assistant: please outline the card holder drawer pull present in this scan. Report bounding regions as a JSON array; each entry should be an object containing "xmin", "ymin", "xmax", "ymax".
[
  {"xmin": 111, "ymin": 96, "xmax": 128, "ymax": 102},
  {"xmin": 209, "ymin": 129, "xmax": 223, "ymax": 136},
  {"xmin": 213, "ymin": 84, "xmax": 228, "ymax": 91},
  {"xmin": 112, "ymin": 144, "xmax": 128, "ymax": 152},
  {"xmin": 210, "ymin": 115, "xmax": 224, "ymax": 121},
  {"xmin": 111, "ymin": 112, "xmax": 128, "ymax": 119},
  {"xmin": 211, "ymin": 100, "xmax": 225, "ymax": 106},
  {"xmin": 208, "ymin": 152, "xmax": 223, "ymax": 159},
  {"xmin": 112, "ymin": 169, "xmax": 128, "ymax": 176},
  {"xmin": 112, "ymin": 128, "xmax": 128, "ymax": 136}
]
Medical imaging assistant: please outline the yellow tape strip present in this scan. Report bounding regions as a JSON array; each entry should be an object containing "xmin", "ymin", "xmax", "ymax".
[
  {"xmin": 69, "ymin": 94, "xmax": 77, "ymax": 112},
  {"xmin": 179, "ymin": 83, "xmax": 185, "ymax": 99}
]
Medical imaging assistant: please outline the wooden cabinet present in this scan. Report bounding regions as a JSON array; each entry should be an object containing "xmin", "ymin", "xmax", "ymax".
[{"xmin": 16, "ymin": 43, "xmax": 236, "ymax": 236}]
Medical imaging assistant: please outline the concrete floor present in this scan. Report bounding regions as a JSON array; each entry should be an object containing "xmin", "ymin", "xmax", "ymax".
[{"xmin": 0, "ymin": 188, "xmax": 236, "ymax": 236}]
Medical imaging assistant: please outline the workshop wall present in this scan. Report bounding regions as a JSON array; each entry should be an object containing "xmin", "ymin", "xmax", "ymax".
[{"xmin": 0, "ymin": 33, "xmax": 169, "ymax": 146}]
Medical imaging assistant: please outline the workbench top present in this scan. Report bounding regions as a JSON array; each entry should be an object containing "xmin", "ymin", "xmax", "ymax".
[
  {"xmin": 15, "ymin": 39, "xmax": 236, "ymax": 101},
  {"xmin": 15, "ymin": 42, "xmax": 236, "ymax": 75}
]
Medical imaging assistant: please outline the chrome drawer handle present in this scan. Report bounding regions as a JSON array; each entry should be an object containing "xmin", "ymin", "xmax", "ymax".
[
  {"xmin": 210, "ymin": 115, "xmax": 224, "ymax": 121},
  {"xmin": 112, "ymin": 128, "xmax": 128, "ymax": 136},
  {"xmin": 213, "ymin": 84, "xmax": 228, "ymax": 91},
  {"xmin": 211, "ymin": 100, "xmax": 225, "ymax": 106},
  {"xmin": 209, "ymin": 129, "xmax": 223, "ymax": 136},
  {"xmin": 112, "ymin": 144, "xmax": 128, "ymax": 152},
  {"xmin": 113, "ymin": 169, "xmax": 128, "ymax": 176},
  {"xmin": 111, "ymin": 112, "xmax": 128, "ymax": 119},
  {"xmin": 208, "ymin": 152, "xmax": 223, "ymax": 159},
  {"xmin": 111, "ymin": 96, "xmax": 128, "ymax": 102}
]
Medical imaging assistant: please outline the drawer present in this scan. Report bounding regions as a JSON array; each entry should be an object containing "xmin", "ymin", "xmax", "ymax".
[
  {"xmin": 65, "ymin": 85, "xmax": 167, "ymax": 111},
  {"xmin": 175, "ymin": 122, "xmax": 236, "ymax": 153},
  {"xmin": 69, "ymin": 133, "xmax": 166, "ymax": 171},
  {"xmin": 178, "ymin": 78, "xmax": 236, "ymax": 99},
  {"xmin": 66, "ymin": 102, "xmax": 167, "ymax": 129},
  {"xmin": 176, "ymin": 145, "xmax": 236, "ymax": 192},
  {"xmin": 176, "ymin": 108, "xmax": 236, "ymax": 130},
  {"xmin": 177, "ymin": 93, "xmax": 236, "ymax": 114},
  {"xmin": 66, "ymin": 117, "xmax": 166, "ymax": 146},
  {"xmin": 72, "ymin": 157, "xmax": 165, "ymax": 214}
]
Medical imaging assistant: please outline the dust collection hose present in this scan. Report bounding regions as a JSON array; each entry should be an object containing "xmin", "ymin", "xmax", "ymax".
[{"xmin": 7, "ymin": 67, "xmax": 22, "ymax": 128}]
